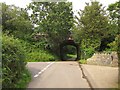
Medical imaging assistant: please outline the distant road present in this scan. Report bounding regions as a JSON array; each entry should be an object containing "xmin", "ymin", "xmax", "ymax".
[{"xmin": 26, "ymin": 61, "xmax": 91, "ymax": 88}]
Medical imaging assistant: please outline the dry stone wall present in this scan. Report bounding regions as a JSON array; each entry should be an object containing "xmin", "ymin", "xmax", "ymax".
[{"xmin": 87, "ymin": 52, "xmax": 118, "ymax": 67}]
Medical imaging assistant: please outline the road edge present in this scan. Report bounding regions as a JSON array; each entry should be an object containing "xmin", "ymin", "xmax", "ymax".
[{"xmin": 78, "ymin": 62, "xmax": 97, "ymax": 90}]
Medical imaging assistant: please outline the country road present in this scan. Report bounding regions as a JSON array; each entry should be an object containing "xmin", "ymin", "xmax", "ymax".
[{"xmin": 26, "ymin": 61, "xmax": 91, "ymax": 88}]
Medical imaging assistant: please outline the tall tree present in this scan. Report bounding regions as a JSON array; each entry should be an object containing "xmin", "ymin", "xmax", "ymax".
[
  {"xmin": 107, "ymin": 1, "xmax": 119, "ymax": 40},
  {"xmin": 107, "ymin": 1, "xmax": 120, "ymax": 77},
  {"xmin": 107, "ymin": 1, "xmax": 120, "ymax": 25},
  {"xmin": 27, "ymin": 2, "xmax": 73, "ymax": 54},
  {"xmin": 73, "ymin": 1, "xmax": 109, "ymax": 52},
  {"xmin": 106, "ymin": 1, "xmax": 120, "ymax": 51}
]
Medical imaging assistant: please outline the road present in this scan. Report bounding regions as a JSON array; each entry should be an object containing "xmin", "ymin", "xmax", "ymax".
[{"xmin": 26, "ymin": 61, "xmax": 91, "ymax": 88}]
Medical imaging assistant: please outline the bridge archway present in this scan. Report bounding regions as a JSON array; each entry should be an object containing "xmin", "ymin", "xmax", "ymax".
[{"xmin": 60, "ymin": 40, "xmax": 80, "ymax": 61}]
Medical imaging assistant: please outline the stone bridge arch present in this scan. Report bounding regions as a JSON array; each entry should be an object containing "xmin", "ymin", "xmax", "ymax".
[{"xmin": 60, "ymin": 39, "xmax": 80, "ymax": 61}]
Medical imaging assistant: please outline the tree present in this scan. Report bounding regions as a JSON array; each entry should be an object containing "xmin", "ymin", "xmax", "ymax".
[
  {"xmin": 73, "ymin": 1, "xmax": 109, "ymax": 52},
  {"xmin": 107, "ymin": 1, "xmax": 120, "ymax": 25},
  {"xmin": 27, "ymin": 2, "xmax": 73, "ymax": 55},
  {"xmin": 1, "ymin": 3, "xmax": 33, "ymax": 41},
  {"xmin": 107, "ymin": 2, "xmax": 120, "ymax": 81},
  {"xmin": 106, "ymin": 1, "xmax": 120, "ymax": 52}
]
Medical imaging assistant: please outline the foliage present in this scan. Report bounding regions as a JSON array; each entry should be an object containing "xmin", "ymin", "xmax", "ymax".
[
  {"xmin": 63, "ymin": 45, "xmax": 76, "ymax": 54},
  {"xmin": 18, "ymin": 39, "xmax": 57, "ymax": 62},
  {"xmin": 26, "ymin": 45, "xmax": 57, "ymax": 62},
  {"xmin": 72, "ymin": 25, "xmax": 83, "ymax": 43},
  {"xmin": 83, "ymin": 47, "xmax": 95, "ymax": 59},
  {"xmin": 107, "ymin": 1, "xmax": 120, "ymax": 65},
  {"xmin": 106, "ymin": 36, "xmax": 118, "ymax": 51},
  {"xmin": 104, "ymin": 1, "xmax": 120, "ymax": 54},
  {"xmin": 27, "ymin": 2, "xmax": 73, "ymax": 55},
  {"xmin": 2, "ymin": 34, "xmax": 29, "ymax": 88},
  {"xmin": 105, "ymin": 1, "xmax": 120, "ymax": 53},
  {"xmin": 27, "ymin": 51, "xmax": 56, "ymax": 62},
  {"xmin": 79, "ymin": 59, "xmax": 87, "ymax": 64},
  {"xmin": 107, "ymin": 1, "xmax": 120, "ymax": 24},
  {"xmin": 1, "ymin": 1, "xmax": 120, "ymax": 88},
  {"xmin": 66, "ymin": 54, "xmax": 77, "ymax": 58},
  {"xmin": 15, "ymin": 68, "xmax": 31, "ymax": 88},
  {"xmin": 74, "ymin": 1, "xmax": 109, "ymax": 50},
  {"xmin": 61, "ymin": 45, "xmax": 77, "ymax": 60},
  {"xmin": 72, "ymin": 1, "xmax": 112, "ymax": 59},
  {"xmin": 1, "ymin": 3, "xmax": 33, "ymax": 41}
]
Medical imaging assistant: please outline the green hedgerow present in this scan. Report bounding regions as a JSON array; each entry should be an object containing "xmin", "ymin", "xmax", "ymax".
[
  {"xmin": 18, "ymin": 39, "xmax": 57, "ymax": 62},
  {"xmin": 2, "ymin": 34, "xmax": 30, "ymax": 88}
]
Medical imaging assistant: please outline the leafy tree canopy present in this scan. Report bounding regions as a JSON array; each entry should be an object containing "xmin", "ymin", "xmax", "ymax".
[
  {"xmin": 1, "ymin": 3, "xmax": 33, "ymax": 40},
  {"xmin": 27, "ymin": 2, "xmax": 74, "ymax": 54},
  {"xmin": 73, "ymin": 1, "xmax": 109, "ymax": 51}
]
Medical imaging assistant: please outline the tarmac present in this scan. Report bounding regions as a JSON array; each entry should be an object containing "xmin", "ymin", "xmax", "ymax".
[{"xmin": 81, "ymin": 64, "xmax": 119, "ymax": 89}]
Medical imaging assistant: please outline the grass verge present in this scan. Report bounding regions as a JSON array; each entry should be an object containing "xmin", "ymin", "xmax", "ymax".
[
  {"xmin": 15, "ymin": 68, "xmax": 31, "ymax": 88},
  {"xmin": 79, "ymin": 59, "xmax": 87, "ymax": 64}
]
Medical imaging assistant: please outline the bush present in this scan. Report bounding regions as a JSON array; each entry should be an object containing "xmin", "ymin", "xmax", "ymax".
[
  {"xmin": 79, "ymin": 59, "xmax": 87, "ymax": 64},
  {"xmin": 18, "ymin": 40, "xmax": 57, "ymax": 62},
  {"xmin": 106, "ymin": 36, "xmax": 118, "ymax": 51},
  {"xmin": 2, "ymin": 34, "xmax": 30, "ymax": 88},
  {"xmin": 15, "ymin": 68, "xmax": 31, "ymax": 88},
  {"xmin": 27, "ymin": 51, "xmax": 56, "ymax": 62},
  {"xmin": 81, "ymin": 47, "xmax": 95, "ymax": 59}
]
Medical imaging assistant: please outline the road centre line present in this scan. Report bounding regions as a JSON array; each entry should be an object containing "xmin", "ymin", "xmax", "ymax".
[{"xmin": 34, "ymin": 62, "xmax": 55, "ymax": 78}]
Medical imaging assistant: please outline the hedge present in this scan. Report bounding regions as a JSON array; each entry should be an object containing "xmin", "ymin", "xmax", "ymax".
[
  {"xmin": 2, "ymin": 34, "xmax": 27, "ymax": 88},
  {"xmin": 18, "ymin": 40, "xmax": 57, "ymax": 62}
]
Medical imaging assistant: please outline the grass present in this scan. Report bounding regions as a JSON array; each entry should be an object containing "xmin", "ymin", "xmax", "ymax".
[
  {"xmin": 66, "ymin": 54, "xmax": 77, "ymax": 58},
  {"xmin": 15, "ymin": 68, "xmax": 31, "ymax": 88},
  {"xmin": 26, "ymin": 51, "xmax": 57, "ymax": 62},
  {"xmin": 79, "ymin": 59, "xmax": 87, "ymax": 64}
]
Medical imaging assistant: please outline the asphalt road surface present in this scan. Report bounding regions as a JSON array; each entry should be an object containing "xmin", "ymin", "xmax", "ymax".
[{"xmin": 26, "ymin": 61, "xmax": 91, "ymax": 88}]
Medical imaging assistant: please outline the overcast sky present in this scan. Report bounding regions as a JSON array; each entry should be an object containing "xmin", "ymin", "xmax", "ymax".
[{"xmin": 1, "ymin": 0, "xmax": 118, "ymax": 12}]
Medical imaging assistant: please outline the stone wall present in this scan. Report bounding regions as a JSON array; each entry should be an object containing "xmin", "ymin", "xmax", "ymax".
[{"xmin": 87, "ymin": 52, "xmax": 118, "ymax": 67}]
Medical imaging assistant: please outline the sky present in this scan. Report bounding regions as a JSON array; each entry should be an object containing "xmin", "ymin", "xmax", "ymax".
[{"xmin": 0, "ymin": 0, "xmax": 118, "ymax": 12}]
